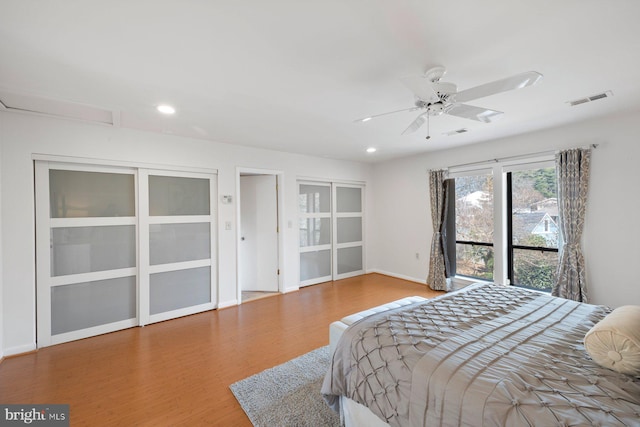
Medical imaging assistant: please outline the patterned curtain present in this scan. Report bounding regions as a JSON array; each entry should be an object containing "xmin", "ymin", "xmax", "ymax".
[
  {"xmin": 553, "ymin": 148, "xmax": 591, "ymax": 302},
  {"xmin": 427, "ymin": 169, "xmax": 449, "ymax": 291}
]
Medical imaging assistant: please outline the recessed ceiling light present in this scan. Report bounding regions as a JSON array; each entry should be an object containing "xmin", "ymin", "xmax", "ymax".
[
  {"xmin": 366, "ymin": 147, "xmax": 377, "ymax": 153},
  {"xmin": 157, "ymin": 104, "xmax": 176, "ymax": 115}
]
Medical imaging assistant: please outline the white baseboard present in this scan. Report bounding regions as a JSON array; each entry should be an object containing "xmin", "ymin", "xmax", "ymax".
[
  {"xmin": 282, "ymin": 286, "xmax": 299, "ymax": 294},
  {"xmin": 217, "ymin": 299, "xmax": 238, "ymax": 309},
  {"xmin": 367, "ymin": 269, "xmax": 427, "ymax": 285},
  {"xmin": 4, "ymin": 343, "xmax": 37, "ymax": 357}
]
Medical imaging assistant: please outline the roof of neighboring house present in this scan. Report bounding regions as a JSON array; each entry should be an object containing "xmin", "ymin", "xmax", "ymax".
[{"xmin": 512, "ymin": 211, "xmax": 555, "ymax": 243}]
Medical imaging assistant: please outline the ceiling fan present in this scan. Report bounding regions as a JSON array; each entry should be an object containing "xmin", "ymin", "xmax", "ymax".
[{"xmin": 355, "ymin": 66, "xmax": 543, "ymax": 138}]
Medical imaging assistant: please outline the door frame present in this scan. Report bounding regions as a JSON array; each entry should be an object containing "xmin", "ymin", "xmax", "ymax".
[{"xmin": 235, "ymin": 167, "xmax": 284, "ymax": 304}]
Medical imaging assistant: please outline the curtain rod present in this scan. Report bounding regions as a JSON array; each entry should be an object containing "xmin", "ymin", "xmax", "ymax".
[{"xmin": 445, "ymin": 144, "xmax": 598, "ymax": 171}]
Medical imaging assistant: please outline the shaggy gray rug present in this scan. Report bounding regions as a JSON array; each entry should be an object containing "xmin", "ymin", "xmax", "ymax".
[{"xmin": 230, "ymin": 346, "xmax": 340, "ymax": 427}]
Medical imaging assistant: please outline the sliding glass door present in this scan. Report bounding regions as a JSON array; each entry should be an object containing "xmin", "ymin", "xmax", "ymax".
[{"xmin": 298, "ymin": 181, "xmax": 364, "ymax": 286}]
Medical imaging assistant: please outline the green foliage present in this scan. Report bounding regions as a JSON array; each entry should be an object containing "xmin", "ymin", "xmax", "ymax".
[
  {"xmin": 521, "ymin": 234, "xmax": 547, "ymax": 247},
  {"xmin": 513, "ymin": 250, "xmax": 557, "ymax": 291},
  {"xmin": 532, "ymin": 168, "xmax": 557, "ymax": 198},
  {"xmin": 456, "ymin": 244, "xmax": 494, "ymax": 280},
  {"xmin": 514, "ymin": 168, "xmax": 556, "ymax": 199}
]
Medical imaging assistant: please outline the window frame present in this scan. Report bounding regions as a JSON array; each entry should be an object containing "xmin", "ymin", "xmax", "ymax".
[
  {"xmin": 446, "ymin": 156, "xmax": 557, "ymax": 289},
  {"xmin": 447, "ymin": 170, "xmax": 495, "ymax": 281},
  {"xmin": 505, "ymin": 170, "xmax": 559, "ymax": 291}
]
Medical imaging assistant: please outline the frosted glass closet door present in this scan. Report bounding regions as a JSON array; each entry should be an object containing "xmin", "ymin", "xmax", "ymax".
[
  {"xmin": 36, "ymin": 164, "xmax": 138, "ymax": 347},
  {"xmin": 139, "ymin": 171, "xmax": 217, "ymax": 325},
  {"xmin": 333, "ymin": 185, "xmax": 364, "ymax": 279},
  {"xmin": 298, "ymin": 183, "xmax": 332, "ymax": 286}
]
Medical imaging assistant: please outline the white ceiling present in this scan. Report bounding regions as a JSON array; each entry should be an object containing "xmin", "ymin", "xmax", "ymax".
[{"xmin": 1, "ymin": 1, "xmax": 639, "ymax": 162}]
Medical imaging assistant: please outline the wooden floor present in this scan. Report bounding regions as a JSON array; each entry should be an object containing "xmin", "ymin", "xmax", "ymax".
[{"xmin": 0, "ymin": 273, "xmax": 443, "ymax": 426}]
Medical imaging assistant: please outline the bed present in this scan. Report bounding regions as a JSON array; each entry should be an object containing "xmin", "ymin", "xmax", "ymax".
[{"xmin": 322, "ymin": 283, "xmax": 640, "ymax": 426}]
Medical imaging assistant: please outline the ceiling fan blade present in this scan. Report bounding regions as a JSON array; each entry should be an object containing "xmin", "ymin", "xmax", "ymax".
[
  {"xmin": 354, "ymin": 106, "xmax": 420, "ymax": 123},
  {"xmin": 454, "ymin": 71, "xmax": 543, "ymax": 103},
  {"xmin": 401, "ymin": 112, "xmax": 428, "ymax": 134},
  {"xmin": 446, "ymin": 104, "xmax": 503, "ymax": 123},
  {"xmin": 399, "ymin": 75, "xmax": 439, "ymax": 102}
]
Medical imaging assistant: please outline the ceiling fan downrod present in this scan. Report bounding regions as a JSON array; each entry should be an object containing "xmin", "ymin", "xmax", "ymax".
[{"xmin": 425, "ymin": 110, "xmax": 431, "ymax": 140}]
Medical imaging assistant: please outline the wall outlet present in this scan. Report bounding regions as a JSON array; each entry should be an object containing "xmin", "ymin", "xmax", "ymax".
[
  {"xmin": 415, "ymin": 252, "xmax": 420, "ymax": 260},
  {"xmin": 225, "ymin": 221, "xmax": 232, "ymax": 230}
]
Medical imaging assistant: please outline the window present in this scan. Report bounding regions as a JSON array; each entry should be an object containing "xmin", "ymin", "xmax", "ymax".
[
  {"xmin": 507, "ymin": 167, "xmax": 558, "ymax": 291},
  {"xmin": 452, "ymin": 174, "xmax": 494, "ymax": 280},
  {"xmin": 447, "ymin": 160, "xmax": 559, "ymax": 291}
]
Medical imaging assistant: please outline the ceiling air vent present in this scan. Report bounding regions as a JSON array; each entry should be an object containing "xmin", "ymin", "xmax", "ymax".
[
  {"xmin": 568, "ymin": 90, "xmax": 613, "ymax": 107},
  {"xmin": 0, "ymin": 90, "xmax": 119, "ymax": 126},
  {"xmin": 443, "ymin": 128, "xmax": 469, "ymax": 136}
]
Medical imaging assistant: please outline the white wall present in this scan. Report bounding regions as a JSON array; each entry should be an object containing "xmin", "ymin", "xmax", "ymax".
[
  {"xmin": 370, "ymin": 109, "xmax": 640, "ymax": 308},
  {"xmin": 0, "ymin": 112, "xmax": 374, "ymax": 356}
]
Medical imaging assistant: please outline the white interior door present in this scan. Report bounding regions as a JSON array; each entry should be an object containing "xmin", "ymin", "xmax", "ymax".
[
  {"xmin": 333, "ymin": 184, "xmax": 364, "ymax": 280},
  {"xmin": 239, "ymin": 175, "xmax": 278, "ymax": 292},
  {"xmin": 139, "ymin": 170, "xmax": 217, "ymax": 325},
  {"xmin": 298, "ymin": 182, "xmax": 332, "ymax": 286},
  {"xmin": 35, "ymin": 162, "xmax": 138, "ymax": 347}
]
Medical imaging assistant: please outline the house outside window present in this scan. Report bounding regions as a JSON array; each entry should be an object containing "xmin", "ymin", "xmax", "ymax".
[{"xmin": 446, "ymin": 158, "xmax": 558, "ymax": 292}]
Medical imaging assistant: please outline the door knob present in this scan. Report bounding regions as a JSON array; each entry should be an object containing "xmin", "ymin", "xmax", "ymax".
[{"xmin": 241, "ymin": 237, "xmax": 245, "ymax": 241}]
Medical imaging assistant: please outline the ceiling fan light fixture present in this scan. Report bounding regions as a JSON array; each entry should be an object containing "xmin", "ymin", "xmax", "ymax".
[
  {"xmin": 157, "ymin": 104, "xmax": 176, "ymax": 115},
  {"xmin": 428, "ymin": 102, "xmax": 445, "ymax": 115}
]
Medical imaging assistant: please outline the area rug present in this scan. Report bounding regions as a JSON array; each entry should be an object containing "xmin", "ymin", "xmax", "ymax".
[{"xmin": 230, "ymin": 346, "xmax": 340, "ymax": 427}]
